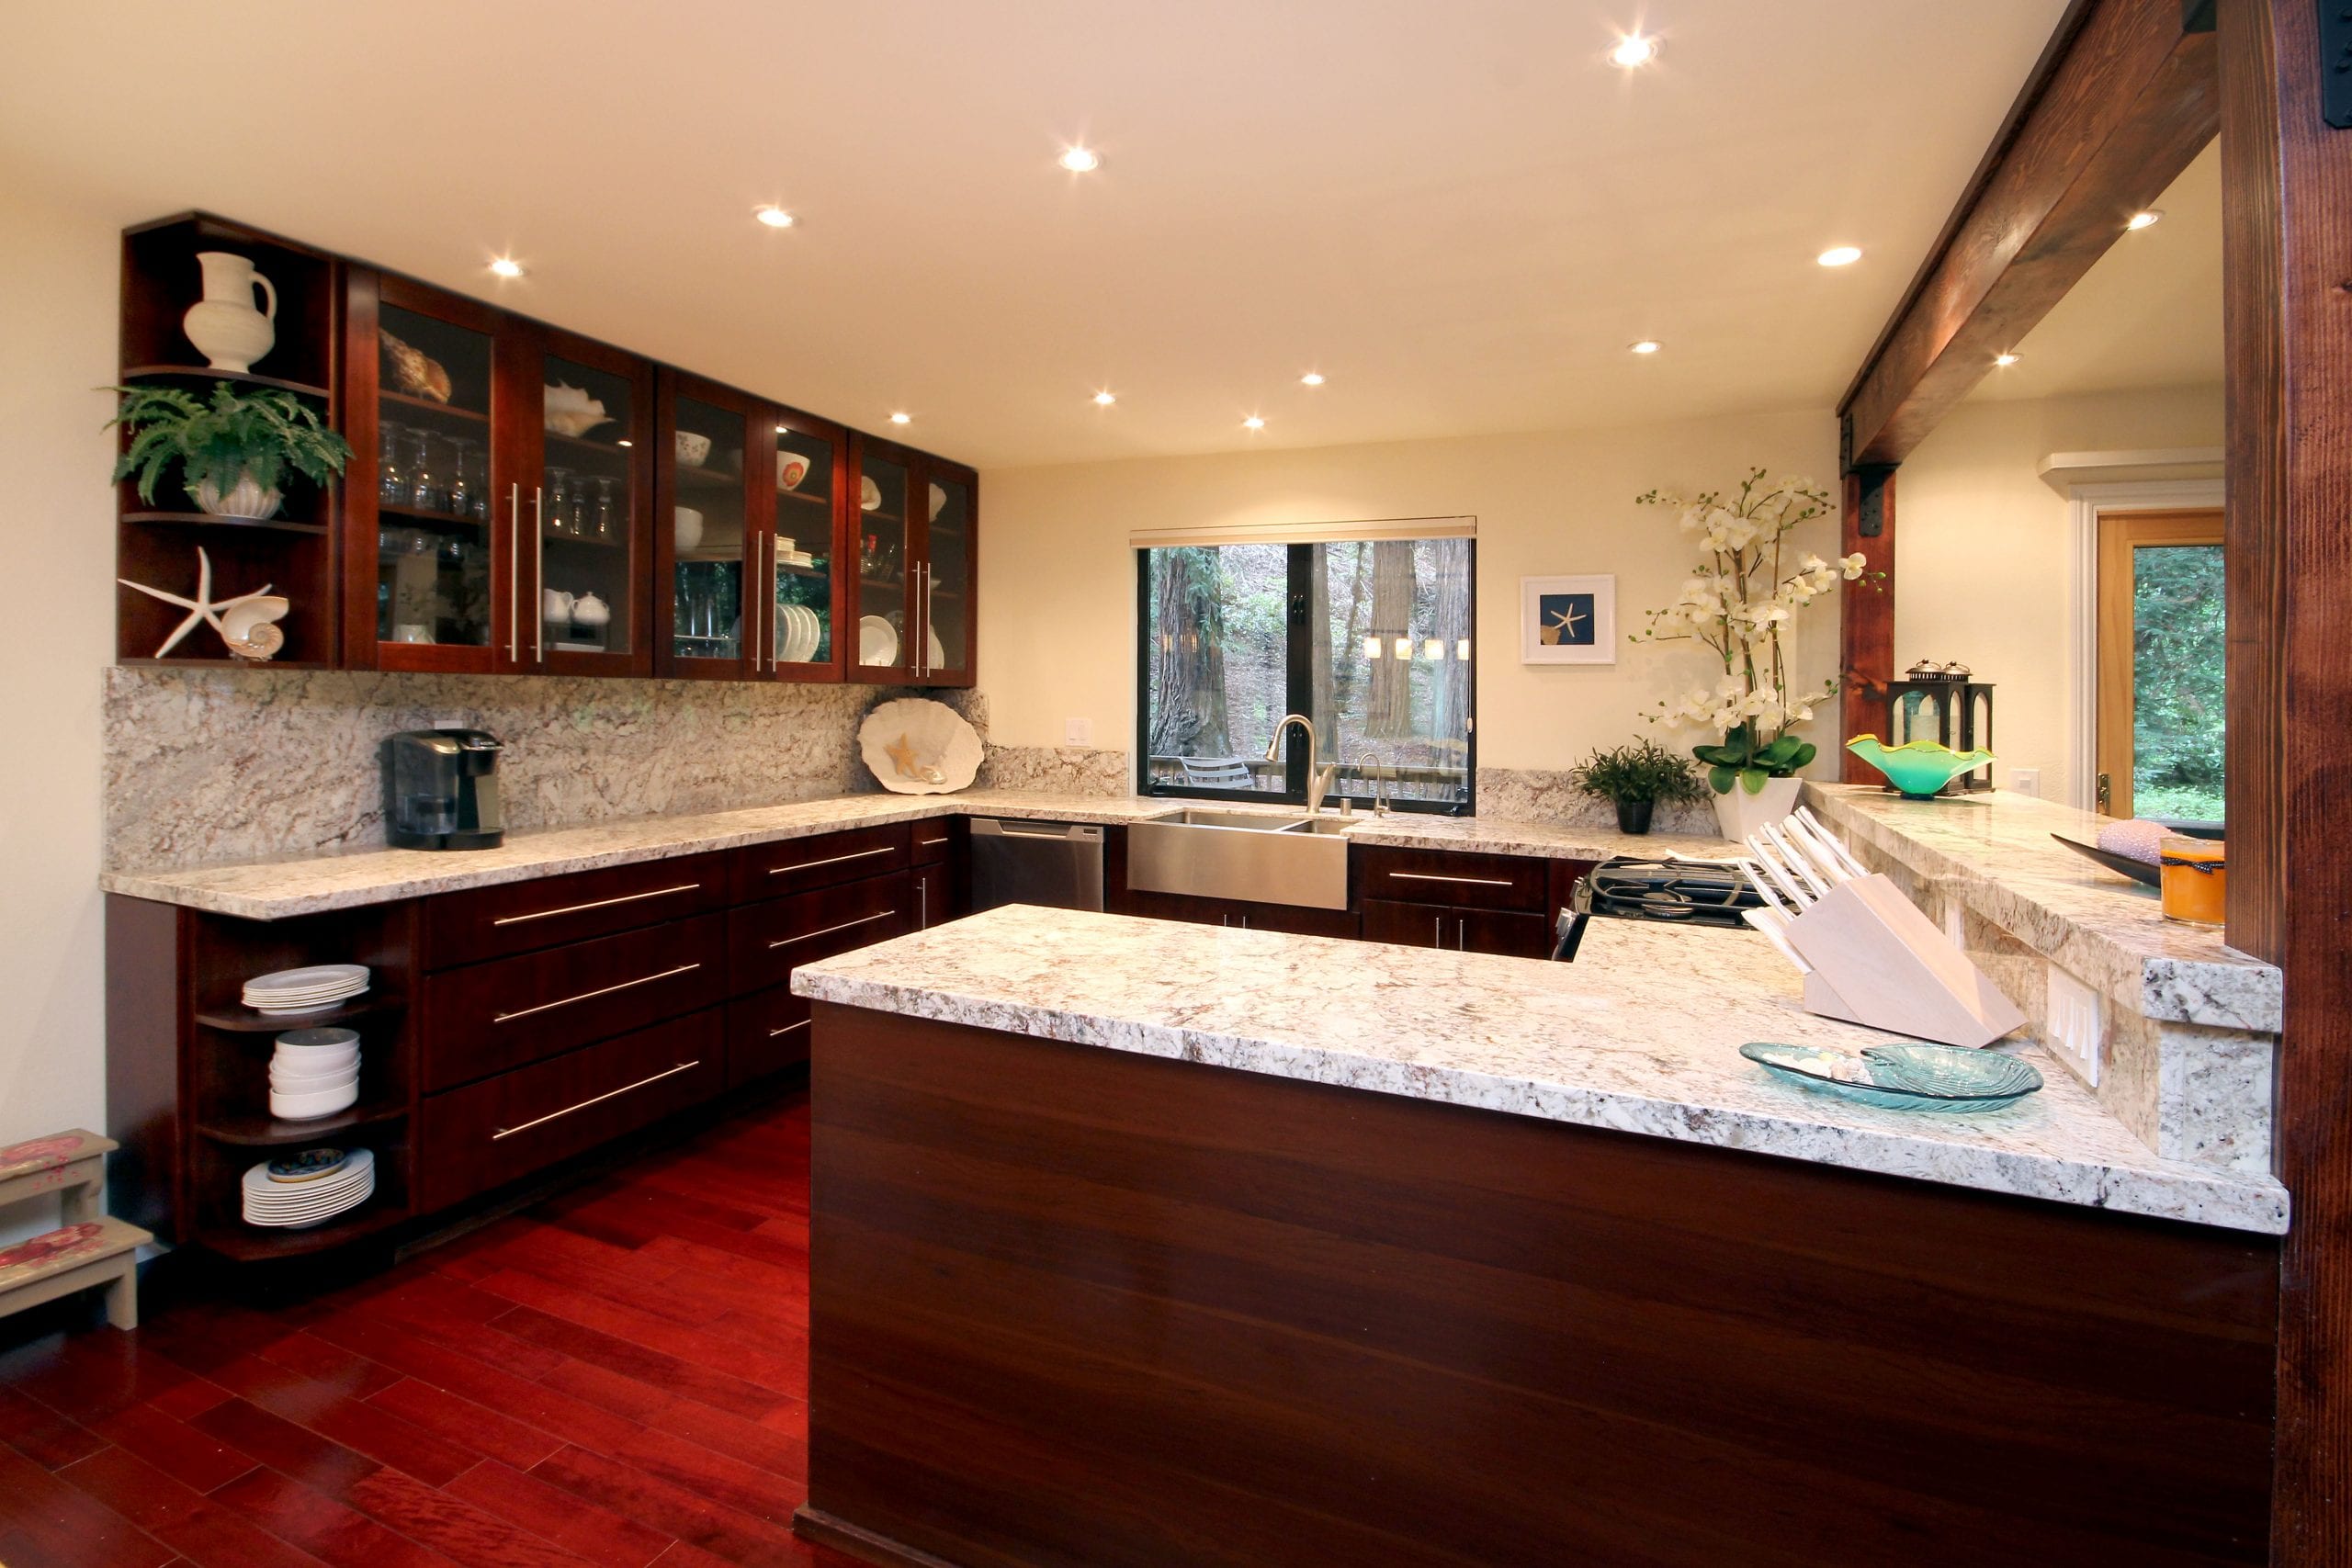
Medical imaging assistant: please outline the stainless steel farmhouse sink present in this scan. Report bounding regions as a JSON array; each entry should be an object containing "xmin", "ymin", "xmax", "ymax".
[{"xmin": 1125, "ymin": 808, "xmax": 1352, "ymax": 910}]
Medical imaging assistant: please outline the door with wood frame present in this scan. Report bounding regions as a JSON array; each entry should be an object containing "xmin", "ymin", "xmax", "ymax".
[
  {"xmin": 847, "ymin": 434, "xmax": 920, "ymax": 682},
  {"xmin": 915, "ymin": 455, "xmax": 978, "ymax": 686},
  {"xmin": 2095, "ymin": 508, "xmax": 2224, "ymax": 821},
  {"xmin": 657, "ymin": 370, "xmax": 770, "ymax": 680},
  {"xmin": 518, "ymin": 322, "xmax": 656, "ymax": 678}
]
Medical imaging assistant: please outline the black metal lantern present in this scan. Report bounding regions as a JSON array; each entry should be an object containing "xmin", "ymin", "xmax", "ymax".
[{"xmin": 1883, "ymin": 665, "xmax": 1995, "ymax": 793}]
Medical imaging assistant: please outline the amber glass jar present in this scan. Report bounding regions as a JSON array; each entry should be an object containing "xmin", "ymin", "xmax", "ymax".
[{"xmin": 2159, "ymin": 836, "xmax": 2226, "ymax": 926}]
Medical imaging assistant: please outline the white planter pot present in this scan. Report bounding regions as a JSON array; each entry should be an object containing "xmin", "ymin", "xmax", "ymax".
[
  {"xmin": 194, "ymin": 472, "xmax": 283, "ymax": 520},
  {"xmin": 1712, "ymin": 776, "xmax": 1803, "ymax": 843}
]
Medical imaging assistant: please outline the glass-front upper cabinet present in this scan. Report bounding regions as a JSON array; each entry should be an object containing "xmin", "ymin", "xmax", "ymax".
[
  {"xmin": 345, "ymin": 271, "xmax": 515, "ymax": 671},
  {"xmin": 848, "ymin": 437, "xmax": 917, "ymax": 682},
  {"xmin": 659, "ymin": 372, "xmax": 767, "ymax": 679},
  {"xmin": 768, "ymin": 408, "xmax": 848, "ymax": 680},
  {"xmin": 917, "ymin": 458, "xmax": 977, "ymax": 685},
  {"xmin": 523, "ymin": 328, "xmax": 653, "ymax": 677}
]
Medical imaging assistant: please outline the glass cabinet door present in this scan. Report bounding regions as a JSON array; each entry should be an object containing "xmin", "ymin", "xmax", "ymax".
[
  {"xmin": 920, "ymin": 467, "xmax": 974, "ymax": 682},
  {"xmin": 851, "ymin": 447, "xmax": 914, "ymax": 679},
  {"xmin": 669, "ymin": 394, "xmax": 753, "ymax": 671},
  {"xmin": 371, "ymin": 299, "xmax": 497, "ymax": 660},
  {"xmin": 533, "ymin": 348, "xmax": 645, "ymax": 673},
  {"xmin": 771, "ymin": 417, "xmax": 841, "ymax": 675}
]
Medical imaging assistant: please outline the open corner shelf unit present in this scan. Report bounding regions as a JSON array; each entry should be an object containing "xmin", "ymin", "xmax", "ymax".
[{"xmin": 117, "ymin": 214, "xmax": 345, "ymax": 671}]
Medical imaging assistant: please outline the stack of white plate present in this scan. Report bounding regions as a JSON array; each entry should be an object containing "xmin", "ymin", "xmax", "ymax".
[
  {"xmin": 271, "ymin": 1026, "xmax": 361, "ymax": 1121},
  {"xmin": 243, "ymin": 964, "xmax": 369, "ymax": 1016},
  {"xmin": 242, "ymin": 1147, "xmax": 374, "ymax": 1228},
  {"xmin": 776, "ymin": 603, "xmax": 824, "ymax": 664}
]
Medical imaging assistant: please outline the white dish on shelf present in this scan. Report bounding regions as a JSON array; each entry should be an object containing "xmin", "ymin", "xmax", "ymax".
[
  {"xmin": 243, "ymin": 1149, "xmax": 374, "ymax": 1225},
  {"xmin": 275, "ymin": 1027, "xmax": 359, "ymax": 1052},
  {"xmin": 928, "ymin": 481, "xmax": 946, "ymax": 522},
  {"xmin": 244, "ymin": 964, "xmax": 368, "ymax": 998},
  {"xmin": 858, "ymin": 615, "xmax": 899, "ymax": 667},
  {"xmin": 269, "ymin": 1080, "xmax": 360, "ymax": 1121},
  {"xmin": 273, "ymin": 1042, "xmax": 358, "ymax": 1072},
  {"xmin": 795, "ymin": 604, "xmax": 826, "ymax": 663},
  {"xmin": 860, "ymin": 475, "xmax": 881, "ymax": 512},
  {"xmin": 271, "ymin": 1063, "xmax": 358, "ymax": 1089},
  {"xmin": 929, "ymin": 625, "xmax": 947, "ymax": 669},
  {"xmin": 674, "ymin": 430, "xmax": 713, "ymax": 468}
]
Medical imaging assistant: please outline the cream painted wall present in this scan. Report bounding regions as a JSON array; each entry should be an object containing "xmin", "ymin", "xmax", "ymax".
[
  {"xmin": 0, "ymin": 177, "xmax": 120, "ymax": 1232},
  {"xmin": 979, "ymin": 410, "xmax": 1847, "ymax": 773},
  {"xmin": 1894, "ymin": 386, "xmax": 2225, "ymax": 807}
]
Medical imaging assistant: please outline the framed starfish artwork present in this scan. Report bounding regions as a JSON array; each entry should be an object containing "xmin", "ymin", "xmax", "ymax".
[{"xmin": 1521, "ymin": 574, "xmax": 1614, "ymax": 665}]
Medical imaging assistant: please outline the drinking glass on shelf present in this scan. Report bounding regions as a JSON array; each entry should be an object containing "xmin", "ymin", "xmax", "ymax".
[
  {"xmin": 447, "ymin": 437, "xmax": 475, "ymax": 519},
  {"xmin": 593, "ymin": 478, "xmax": 616, "ymax": 538},
  {"xmin": 568, "ymin": 477, "xmax": 590, "ymax": 535},
  {"xmin": 546, "ymin": 467, "xmax": 574, "ymax": 536},
  {"xmin": 379, "ymin": 422, "xmax": 406, "ymax": 506},
  {"xmin": 406, "ymin": 429, "xmax": 441, "ymax": 513}
]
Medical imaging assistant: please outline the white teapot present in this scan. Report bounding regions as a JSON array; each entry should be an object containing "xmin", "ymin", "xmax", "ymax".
[{"xmin": 572, "ymin": 592, "xmax": 611, "ymax": 628}]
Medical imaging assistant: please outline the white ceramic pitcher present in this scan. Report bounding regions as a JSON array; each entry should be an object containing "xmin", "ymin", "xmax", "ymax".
[{"xmin": 183, "ymin": 252, "xmax": 277, "ymax": 372}]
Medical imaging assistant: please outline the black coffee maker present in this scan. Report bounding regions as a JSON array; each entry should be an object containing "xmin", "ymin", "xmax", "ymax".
[{"xmin": 382, "ymin": 728, "xmax": 505, "ymax": 850}]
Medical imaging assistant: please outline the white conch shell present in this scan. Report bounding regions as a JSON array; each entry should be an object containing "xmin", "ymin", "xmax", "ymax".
[
  {"xmin": 219, "ymin": 594, "xmax": 289, "ymax": 643},
  {"xmin": 227, "ymin": 622, "xmax": 286, "ymax": 660},
  {"xmin": 858, "ymin": 698, "xmax": 981, "ymax": 795}
]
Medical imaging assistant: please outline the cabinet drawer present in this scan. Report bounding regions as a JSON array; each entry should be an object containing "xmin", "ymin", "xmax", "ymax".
[
  {"xmin": 1355, "ymin": 847, "xmax": 1547, "ymax": 911},
  {"xmin": 423, "ymin": 912, "xmax": 725, "ymax": 1092},
  {"xmin": 1362, "ymin": 898, "xmax": 1551, "ymax": 958},
  {"xmin": 730, "ymin": 823, "xmax": 911, "ymax": 904},
  {"xmin": 911, "ymin": 819, "xmax": 957, "ymax": 866},
  {"xmin": 418, "ymin": 1009, "xmax": 721, "ymax": 1213},
  {"xmin": 423, "ymin": 853, "xmax": 727, "ymax": 970},
  {"xmin": 727, "ymin": 983, "xmax": 810, "ymax": 1088},
  {"xmin": 728, "ymin": 874, "xmax": 910, "ymax": 996}
]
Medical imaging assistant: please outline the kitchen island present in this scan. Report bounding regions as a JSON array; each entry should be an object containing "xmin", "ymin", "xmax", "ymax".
[{"xmin": 789, "ymin": 906, "xmax": 2279, "ymax": 1568}]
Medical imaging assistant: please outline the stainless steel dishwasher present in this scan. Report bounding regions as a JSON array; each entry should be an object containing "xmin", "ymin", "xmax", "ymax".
[{"xmin": 969, "ymin": 818, "xmax": 1106, "ymax": 912}]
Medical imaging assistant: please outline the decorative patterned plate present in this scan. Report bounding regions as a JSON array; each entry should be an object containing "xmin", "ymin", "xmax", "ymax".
[
  {"xmin": 1741, "ymin": 1042, "xmax": 2043, "ymax": 1112},
  {"xmin": 266, "ymin": 1147, "xmax": 348, "ymax": 1184}
]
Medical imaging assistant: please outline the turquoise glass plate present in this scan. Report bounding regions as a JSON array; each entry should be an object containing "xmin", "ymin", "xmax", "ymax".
[{"xmin": 1740, "ymin": 1042, "xmax": 2043, "ymax": 1113}]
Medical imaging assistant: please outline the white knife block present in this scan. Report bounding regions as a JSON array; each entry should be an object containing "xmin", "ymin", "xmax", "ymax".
[{"xmin": 1780, "ymin": 874, "xmax": 2026, "ymax": 1048}]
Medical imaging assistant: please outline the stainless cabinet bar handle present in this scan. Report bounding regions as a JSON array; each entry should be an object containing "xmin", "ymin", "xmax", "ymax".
[
  {"xmin": 532, "ymin": 486, "xmax": 545, "ymax": 662},
  {"xmin": 768, "ymin": 845, "xmax": 895, "ymax": 875},
  {"xmin": 766, "ymin": 907, "xmax": 893, "ymax": 944},
  {"xmin": 491, "ymin": 882, "xmax": 702, "ymax": 927},
  {"xmin": 917, "ymin": 835, "xmax": 951, "ymax": 848},
  {"xmin": 1432, "ymin": 916, "xmax": 1442, "ymax": 948},
  {"xmin": 506, "ymin": 482, "xmax": 520, "ymax": 661},
  {"xmin": 764, "ymin": 533, "xmax": 778, "ymax": 672},
  {"xmin": 492, "ymin": 962, "xmax": 702, "ymax": 1023},
  {"xmin": 492, "ymin": 1060, "xmax": 700, "ymax": 1139},
  {"xmin": 918, "ymin": 874, "xmax": 928, "ymax": 931},
  {"xmin": 767, "ymin": 909, "xmax": 897, "ymax": 949},
  {"xmin": 767, "ymin": 1019, "xmax": 811, "ymax": 1040},
  {"xmin": 1458, "ymin": 919, "xmax": 1468, "ymax": 951},
  {"xmin": 924, "ymin": 561, "xmax": 939, "ymax": 673},
  {"xmin": 1389, "ymin": 871, "xmax": 1516, "ymax": 888}
]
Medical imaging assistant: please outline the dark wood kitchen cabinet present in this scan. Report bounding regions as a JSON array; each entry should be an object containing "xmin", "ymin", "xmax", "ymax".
[{"xmin": 119, "ymin": 210, "xmax": 975, "ymax": 685}]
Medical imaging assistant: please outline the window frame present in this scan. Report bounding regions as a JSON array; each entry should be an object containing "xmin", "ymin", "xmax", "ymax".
[{"xmin": 1134, "ymin": 539, "xmax": 1476, "ymax": 816}]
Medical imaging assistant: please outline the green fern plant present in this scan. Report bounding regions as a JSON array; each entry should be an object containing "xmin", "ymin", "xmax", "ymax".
[{"xmin": 104, "ymin": 382, "xmax": 353, "ymax": 505}]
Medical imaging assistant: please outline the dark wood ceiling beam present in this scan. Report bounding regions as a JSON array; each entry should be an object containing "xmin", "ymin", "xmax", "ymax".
[{"xmin": 1837, "ymin": 0, "xmax": 2220, "ymax": 469}]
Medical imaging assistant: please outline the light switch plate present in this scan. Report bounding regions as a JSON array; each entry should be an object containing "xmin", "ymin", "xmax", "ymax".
[
  {"xmin": 2009, "ymin": 768, "xmax": 2041, "ymax": 798},
  {"xmin": 2045, "ymin": 966, "xmax": 2103, "ymax": 1088},
  {"xmin": 1064, "ymin": 717, "xmax": 1093, "ymax": 746}
]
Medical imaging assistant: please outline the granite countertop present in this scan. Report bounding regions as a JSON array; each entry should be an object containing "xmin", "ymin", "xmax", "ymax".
[
  {"xmin": 99, "ymin": 792, "xmax": 1698, "ymax": 919},
  {"xmin": 793, "ymin": 904, "xmax": 2289, "ymax": 1235},
  {"xmin": 1805, "ymin": 784, "xmax": 2281, "ymax": 1033}
]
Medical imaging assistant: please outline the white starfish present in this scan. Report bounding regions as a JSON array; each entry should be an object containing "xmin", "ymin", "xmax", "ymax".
[
  {"xmin": 1547, "ymin": 603, "xmax": 1588, "ymax": 639},
  {"xmin": 119, "ymin": 547, "xmax": 276, "ymax": 658}
]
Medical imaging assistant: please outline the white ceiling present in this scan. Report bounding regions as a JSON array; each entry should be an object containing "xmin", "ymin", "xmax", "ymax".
[
  {"xmin": 1968, "ymin": 141, "xmax": 2222, "ymax": 403},
  {"xmin": 5, "ymin": 1, "xmax": 2073, "ymax": 468}
]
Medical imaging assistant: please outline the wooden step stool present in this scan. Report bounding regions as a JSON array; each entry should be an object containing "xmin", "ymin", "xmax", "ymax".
[{"xmin": 0, "ymin": 1130, "xmax": 151, "ymax": 1330}]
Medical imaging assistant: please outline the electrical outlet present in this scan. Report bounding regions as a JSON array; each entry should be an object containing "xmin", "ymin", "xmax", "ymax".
[
  {"xmin": 429, "ymin": 712, "xmax": 469, "ymax": 733},
  {"xmin": 2008, "ymin": 768, "xmax": 2041, "ymax": 798},
  {"xmin": 1064, "ymin": 717, "xmax": 1093, "ymax": 746},
  {"xmin": 2045, "ymin": 967, "xmax": 2103, "ymax": 1088}
]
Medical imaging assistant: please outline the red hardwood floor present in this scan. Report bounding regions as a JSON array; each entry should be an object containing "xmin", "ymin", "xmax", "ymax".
[{"xmin": 0, "ymin": 1089, "xmax": 866, "ymax": 1568}]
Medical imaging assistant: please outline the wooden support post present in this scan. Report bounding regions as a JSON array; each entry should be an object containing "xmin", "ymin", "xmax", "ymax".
[
  {"xmin": 1838, "ymin": 466, "xmax": 1895, "ymax": 779},
  {"xmin": 2217, "ymin": 2, "xmax": 2352, "ymax": 1558}
]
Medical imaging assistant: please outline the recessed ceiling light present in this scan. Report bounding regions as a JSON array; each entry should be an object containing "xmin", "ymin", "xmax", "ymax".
[
  {"xmin": 488, "ymin": 257, "xmax": 526, "ymax": 279},
  {"xmin": 2126, "ymin": 209, "xmax": 2163, "ymax": 231},
  {"xmin": 1816, "ymin": 246, "xmax": 1863, "ymax": 267},
  {"xmin": 1629, "ymin": 340, "xmax": 1662, "ymax": 355},
  {"xmin": 1092, "ymin": 390, "xmax": 1117, "ymax": 406},
  {"xmin": 753, "ymin": 205, "xmax": 796, "ymax": 229},
  {"xmin": 1300, "ymin": 372, "xmax": 1326, "ymax": 387},
  {"xmin": 1994, "ymin": 352, "xmax": 2021, "ymax": 367},
  {"xmin": 1609, "ymin": 34, "xmax": 1657, "ymax": 67},
  {"xmin": 1242, "ymin": 415, "xmax": 1265, "ymax": 431},
  {"xmin": 888, "ymin": 412, "xmax": 911, "ymax": 425},
  {"xmin": 1058, "ymin": 146, "xmax": 1101, "ymax": 174},
  {"xmin": 616, "ymin": 439, "xmax": 633, "ymax": 447}
]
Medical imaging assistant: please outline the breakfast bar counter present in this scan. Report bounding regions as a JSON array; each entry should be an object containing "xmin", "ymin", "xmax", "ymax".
[{"xmin": 786, "ymin": 907, "xmax": 2279, "ymax": 1568}]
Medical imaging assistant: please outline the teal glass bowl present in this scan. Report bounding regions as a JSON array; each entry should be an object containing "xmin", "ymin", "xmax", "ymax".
[
  {"xmin": 1741, "ymin": 1042, "xmax": 2043, "ymax": 1112},
  {"xmin": 1844, "ymin": 735, "xmax": 1994, "ymax": 799}
]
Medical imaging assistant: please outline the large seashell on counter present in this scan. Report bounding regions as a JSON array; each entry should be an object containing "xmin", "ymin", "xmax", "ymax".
[
  {"xmin": 858, "ymin": 698, "xmax": 981, "ymax": 795},
  {"xmin": 381, "ymin": 329, "xmax": 452, "ymax": 402}
]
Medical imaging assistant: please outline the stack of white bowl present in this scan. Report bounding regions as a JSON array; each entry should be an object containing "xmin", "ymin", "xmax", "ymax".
[{"xmin": 271, "ymin": 1026, "xmax": 361, "ymax": 1121}]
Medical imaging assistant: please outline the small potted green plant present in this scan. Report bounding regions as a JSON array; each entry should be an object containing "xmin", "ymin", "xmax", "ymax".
[
  {"xmin": 1568, "ymin": 738, "xmax": 1707, "ymax": 834},
  {"xmin": 105, "ymin": 382, "xmax": 352, "ymax": 520}
]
